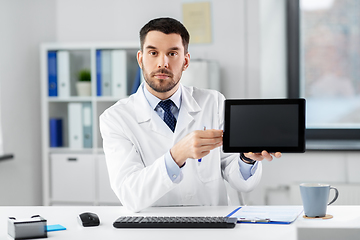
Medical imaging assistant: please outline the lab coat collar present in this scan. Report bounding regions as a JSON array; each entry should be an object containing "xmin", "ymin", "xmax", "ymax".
[
  {"xmin": 133, "ymin": 82, "xmax": 201, "ymax": 138},
  {"xmin": 175, "ymin": 84, "xmax": 201, "ymax": 134}
]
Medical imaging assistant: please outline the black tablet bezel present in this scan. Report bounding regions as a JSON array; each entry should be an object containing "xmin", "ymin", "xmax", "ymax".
[{"xmin": 223, "ymin": 98, "xmax": 306, "ymax": 153}]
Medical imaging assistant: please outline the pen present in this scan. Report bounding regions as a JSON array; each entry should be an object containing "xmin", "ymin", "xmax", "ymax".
[{"xmin": 198, "ymin": 126, "xmax": 206, "ymax": 163}]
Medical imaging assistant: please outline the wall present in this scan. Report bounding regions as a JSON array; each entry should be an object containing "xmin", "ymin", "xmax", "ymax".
[
  {"xmin": 55, "ymin": 0, "xmax": 248, "ymax": 98},
  {"xmin": 0, "ymin": 0, "xmax": 56, "ymax": 205}
]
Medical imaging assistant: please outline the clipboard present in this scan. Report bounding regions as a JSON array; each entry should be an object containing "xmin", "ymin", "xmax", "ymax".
[{"xmin": 226, "ymin": 206, "xmax": 303, "ymax": 224}]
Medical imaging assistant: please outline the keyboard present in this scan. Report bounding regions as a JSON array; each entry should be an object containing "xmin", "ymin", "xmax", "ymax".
[{"xmin": 113, "ymin": 216, "xmax": 237, "ymax": 228}]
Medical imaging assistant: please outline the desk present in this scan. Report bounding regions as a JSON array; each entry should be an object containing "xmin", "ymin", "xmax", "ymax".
[{"xmin": 1, "ymin": 206, "xmax": 360, "ymax": 240}]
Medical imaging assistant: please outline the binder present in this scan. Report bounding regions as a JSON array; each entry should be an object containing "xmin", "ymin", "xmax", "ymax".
[
  {"xmin": 48, "ymin": 51, "xmax": 58, "ymax": 97},
  {"xmin": 57, "ymin": 51, "xmax": 70, "ymax": 98},
  {"xmin": 82, "ymin": 103, "xmax": 92, "ymax": 148},
  {"xmin": 180, "ymin": 60, "xmax": 220, "ymax": 92},
  {"xmin": 49, "ymin": 118, "xmax": 63, "ymax": 147},
  {"xmin": 131, "ymin": 66, "xmax": 142, "ymax": 94},
  {"xmin": 226, "ymin": 206, "xmax": 303, "ymax": 224},
  {"xmin": 96, "ymin": 50, "xmax": 102, "ymax": 96},
  {"xmin": 181, "ymin": 61, "xmax": 209, "ymax": 89},
  {"xmin": 68, "ymin": 103, "xmax": 83, "ymax": 149},
  {"xmin": 111, "ymin": 50, "xmax": 127, "ymax": 98},
  {"xmin": 101, "ymin": 50, "xmax": 112, "ymax": 96}
]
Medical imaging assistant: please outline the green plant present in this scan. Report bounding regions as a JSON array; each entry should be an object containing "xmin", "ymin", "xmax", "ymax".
[{"xmin": 78, "ymin": 69, "xmax": 91, "ymax": 82}]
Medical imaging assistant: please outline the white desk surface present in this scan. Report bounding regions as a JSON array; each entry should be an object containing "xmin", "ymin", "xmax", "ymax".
[{"xmin": 1, "ymin": 205, "xmax": 360, "ymax": 240}]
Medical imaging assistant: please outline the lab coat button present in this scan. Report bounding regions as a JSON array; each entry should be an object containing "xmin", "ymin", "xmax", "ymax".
[{"xmin": 172, "ymin": 174, "xmax": 177, "ymax": 179}]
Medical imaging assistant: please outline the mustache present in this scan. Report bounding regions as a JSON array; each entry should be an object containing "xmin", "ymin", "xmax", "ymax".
[{"xmin": 151, "ymin": 68, "xmax": 173, "ymax": 77}]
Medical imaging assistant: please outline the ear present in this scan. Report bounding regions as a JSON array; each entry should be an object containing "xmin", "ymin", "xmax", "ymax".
[
  {"xmin": 183, "ymin": 52, "xmax": 190, "ymax": 71},
  {"xmin": 137, "ymin": 50, "xmax": 143, "ymax": 69}
]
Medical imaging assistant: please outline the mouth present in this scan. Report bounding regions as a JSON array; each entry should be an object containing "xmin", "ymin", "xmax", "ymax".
[
  {"xmin": 154, "ymin": 74, "xmax": 170, "ymax": 79},
  {"xmin": 152, "ymin": 69, "xmax": 173, "ymax": 80}
]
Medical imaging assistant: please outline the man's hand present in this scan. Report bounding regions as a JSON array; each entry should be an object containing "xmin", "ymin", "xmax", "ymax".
[
  {"xmin": 170, "ymin": 129, "xmax": 223, "ymax": 167},
  {"xmin": 244, "ymin": 151, "xmax": 282, "ymax": 162}
]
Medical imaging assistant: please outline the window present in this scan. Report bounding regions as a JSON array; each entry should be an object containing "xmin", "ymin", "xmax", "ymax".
[{"xmin": 288, "ymin": 0, "xmax": 360, "ymax": 146}]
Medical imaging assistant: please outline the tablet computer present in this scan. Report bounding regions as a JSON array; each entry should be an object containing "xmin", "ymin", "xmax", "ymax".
[{"xmin": 223, "ymin": 98, "xmax": 306, "ymax": 153}]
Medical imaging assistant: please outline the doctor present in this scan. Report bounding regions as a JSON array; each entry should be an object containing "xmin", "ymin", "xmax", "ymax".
[{"xmin": 100, "ymin": 17, "xmax": 281, "ymax": 212}]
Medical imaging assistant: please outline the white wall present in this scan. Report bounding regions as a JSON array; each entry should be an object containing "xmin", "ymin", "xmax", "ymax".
[
  {"xmin": 0, "ymin": 0, "xmax": 56, "ymax": 205},
  {"xmin": 55, "ymin": 0, "xmax": 248, "ymax": 98}
]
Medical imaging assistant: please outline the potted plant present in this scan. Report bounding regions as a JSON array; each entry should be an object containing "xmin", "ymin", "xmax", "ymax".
[{"xmin": 76, "ymin": 69, "xmax": 91, "ymax": 96}]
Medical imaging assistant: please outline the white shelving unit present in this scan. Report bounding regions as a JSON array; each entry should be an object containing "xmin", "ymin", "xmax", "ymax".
[{"xmin": 40, "ymin": 42, "xmax": 140, "ymax": 205}]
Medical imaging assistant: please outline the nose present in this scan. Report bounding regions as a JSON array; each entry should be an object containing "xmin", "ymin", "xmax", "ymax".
[{"xmin": 157, "ymin": 54, "xmax": 169, "ymax": 69}]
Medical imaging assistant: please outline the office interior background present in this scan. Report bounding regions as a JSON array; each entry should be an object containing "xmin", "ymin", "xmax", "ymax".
[{"xmin": 0, "ymin": 0, "xmax": 360, "ymax": 206}]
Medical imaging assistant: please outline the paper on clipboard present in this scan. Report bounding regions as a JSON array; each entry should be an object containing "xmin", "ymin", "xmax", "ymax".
[{"xmin": 227, "ymin": 206, "xmax": 304, "ymax": 224}]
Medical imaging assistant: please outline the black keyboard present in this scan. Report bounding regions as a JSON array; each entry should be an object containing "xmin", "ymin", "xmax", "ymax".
[{"xmin": 113, "ymin": 216, "xmax": 237, "ymax": 228}]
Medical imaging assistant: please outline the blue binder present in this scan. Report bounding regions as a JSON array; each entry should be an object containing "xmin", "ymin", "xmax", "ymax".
[
  {"xmin": 48, "ymin": 51, "xmax": 57, "ymax": 97},
  {"xmin": 96, "ymin": 50, "xmax": 102, "ymax": 96},
  {"xmin": 131, "ymin": 66, "xmax": 141, "ymax": 94},
  {"xmin": 49, "ymin": 118, "xmax": 63, "ymax": 147}
]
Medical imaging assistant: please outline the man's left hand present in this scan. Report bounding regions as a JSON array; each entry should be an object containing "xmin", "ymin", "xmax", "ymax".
[{"xmin": 244, "ymin": 151, "xmax": 282, "ymax": 162}]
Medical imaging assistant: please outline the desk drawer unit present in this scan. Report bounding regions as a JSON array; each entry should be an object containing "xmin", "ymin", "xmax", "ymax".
[{"xmin": 50, "ymin": 153, "xmax": 95, "ymax": 203}]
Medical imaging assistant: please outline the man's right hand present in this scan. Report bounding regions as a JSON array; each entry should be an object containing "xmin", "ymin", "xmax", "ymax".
[{"xmin": 170, "ymin": 129, "xmax": 223, "ymax": 167}]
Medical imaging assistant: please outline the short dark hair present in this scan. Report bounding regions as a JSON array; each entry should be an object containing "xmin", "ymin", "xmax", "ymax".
[{"xmin": 139, "ymin": 17, "xmax": 190, "ymax": 53}]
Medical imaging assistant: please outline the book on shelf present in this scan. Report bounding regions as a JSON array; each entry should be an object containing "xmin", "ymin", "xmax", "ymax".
[
  {"xmin": 49, "ymin": 118, "xmax": 63, "ymax": 147},
  {"xmin": 48, "ymin": 51, "xmax": 58, "ymax": 97},
  {"xmin": 57, "ymin": 51, "xmax": 70, "ymax": 98}
]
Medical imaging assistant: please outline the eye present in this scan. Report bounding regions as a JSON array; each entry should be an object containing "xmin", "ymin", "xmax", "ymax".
[
  {"xmin": 168, "ymin": 52, "xmax": 177, "ymax": 57},
  {"xmin": 149, "ymin": 51, "xmax": 157, "ymax": 56}
]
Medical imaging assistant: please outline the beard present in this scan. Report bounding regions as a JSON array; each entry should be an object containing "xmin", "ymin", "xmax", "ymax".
[{"xmin": 142, "ymin": 63, "xmax": 183, "ymax": 93}]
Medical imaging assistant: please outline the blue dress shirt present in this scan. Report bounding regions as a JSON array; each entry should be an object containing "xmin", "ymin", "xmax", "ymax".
[{"xmin": 142, "ymin": 85, "xmax": 258, "ymax": 182}]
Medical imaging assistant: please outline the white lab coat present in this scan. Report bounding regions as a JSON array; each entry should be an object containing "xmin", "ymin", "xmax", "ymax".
[{"xmin": 100, "ymin": 83, "xmax": 262, "ymax": 212}]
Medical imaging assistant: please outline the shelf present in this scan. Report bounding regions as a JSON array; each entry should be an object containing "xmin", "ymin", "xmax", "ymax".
[
  {"xmin": 96, "ymin": 96, "xmax": 127, "ymax": 102},
  {"xmin": 41, "ymin": 42, "xmax": 138, "ymax": 206},
  {"xmin": 47, "ymin": 96, "xmax": 129, "ymax": 102},
  {"xmin": 49, "ymin": 148, "xmax": 94, "ymax": 154},
  {"xmin": 48, "ymin": 97, "xmax": 93, "ymax": 102}
]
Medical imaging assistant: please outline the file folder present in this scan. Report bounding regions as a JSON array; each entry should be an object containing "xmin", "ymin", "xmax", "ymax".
[
  {"xmin": 226, "ymin": 206, "xmax": 303, "ymax": 224},
  {"xmin": 131, "ymin": 66, "xmax": 141, "ymax": 95},
  {"xmin": 82, "ymin": 103, "xmax": 92, "ymax": 148},
  {"xmin": 68, "ymin": 103, "xmax": 83, "ymax": 149},
  {"xmin": 57, "ymin": 51, "xmax": 70, "ymax": 98},
  {"xmin": 111, "ymin": 50, "xmax": 127, "ymax": 98},
  {"xmin": 101, "ymin": 50, "xmax": 112, "ymax": 96},
  {"xmin": 49, "ymin": 118, "xmax": 63, "ymax": 147},
  {"xmin": 96, "ymin": 50, "xmax": 102, "ymax": 96},
  {"xmin": 48, "ymin": 51, "xmax": 58, "ymax": 96}
]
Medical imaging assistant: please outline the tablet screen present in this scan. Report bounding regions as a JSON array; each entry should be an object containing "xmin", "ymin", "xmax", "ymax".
[{"xmin": 223, "ymin": 99, "xmax": 306, "ymax": 153}]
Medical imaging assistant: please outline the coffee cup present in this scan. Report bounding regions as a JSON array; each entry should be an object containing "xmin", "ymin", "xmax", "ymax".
[{"xmin": 300, "ymin": 183, "xmax": 339, "ymax": 218}]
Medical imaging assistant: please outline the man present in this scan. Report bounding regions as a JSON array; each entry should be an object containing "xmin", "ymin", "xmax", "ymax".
[{"xmin": 100, "ymin": 17, "xmax": 281, "ymax": 212}]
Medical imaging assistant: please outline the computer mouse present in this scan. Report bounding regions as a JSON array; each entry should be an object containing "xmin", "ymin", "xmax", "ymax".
[{"xmin": 78, "ymin": 212, "xmax": 100, "ymax": 227}]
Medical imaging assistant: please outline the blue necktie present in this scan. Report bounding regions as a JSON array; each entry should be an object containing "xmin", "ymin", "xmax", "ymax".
[{"xmin": 158, "ymin": 100, "xmax": 177, "ymax": 132}]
